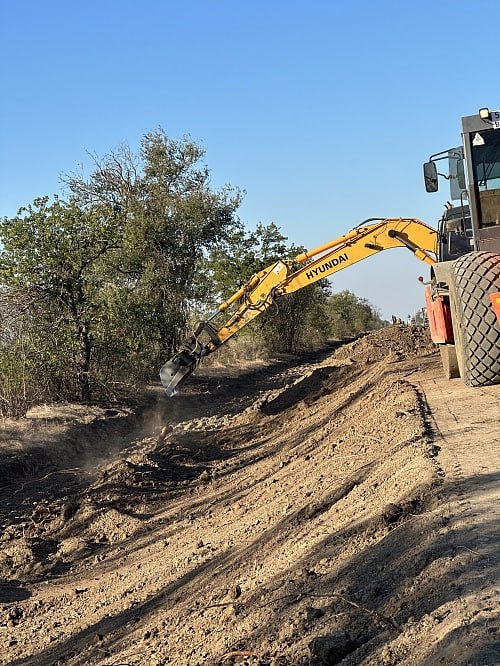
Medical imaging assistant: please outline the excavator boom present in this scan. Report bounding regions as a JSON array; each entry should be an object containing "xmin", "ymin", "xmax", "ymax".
[{"xmin": 160, "ymin": 217, "xmax": 438, "ymax": 396}]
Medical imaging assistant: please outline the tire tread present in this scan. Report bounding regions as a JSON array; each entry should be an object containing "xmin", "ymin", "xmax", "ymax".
[{"xmin": 451, "ymin": 252, "xmax": 500, "ymax": 385}]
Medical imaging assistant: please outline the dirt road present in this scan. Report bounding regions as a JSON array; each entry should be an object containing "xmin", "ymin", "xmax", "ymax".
[
  {"xmin": 411, "ymin": 369, "xmax": 500, "ymax": 665},
  {"xmin": 0, "ymin": 326, "xmax": 498, "ymax": 665}
]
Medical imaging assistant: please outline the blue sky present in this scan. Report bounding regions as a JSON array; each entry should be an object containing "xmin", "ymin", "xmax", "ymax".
[{"xmin": 1, "ymin": 0, "xmax": 498, "ymax": 319}]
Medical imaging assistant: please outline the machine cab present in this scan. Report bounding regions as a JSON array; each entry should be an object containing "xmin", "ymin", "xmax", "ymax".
[
  {"xmin": 462, "ymin": 109, "xmax": 500, "ymax": 252},
  {"xmin": 438, "ymin": 204, "xmax": 472, "ymax": 262},
  {"xmin": 424, "ymin": 108, "xmax": 500, "ymax": 255}
]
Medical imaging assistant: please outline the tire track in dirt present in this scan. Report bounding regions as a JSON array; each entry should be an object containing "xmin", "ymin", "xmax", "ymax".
[
  {"xmin": 0, "ymin": 327, "xmax": 498, "ymax": 666},
  {"xmin": 406, "ymin": 369, "xmax": 500, "ymax": 666}
]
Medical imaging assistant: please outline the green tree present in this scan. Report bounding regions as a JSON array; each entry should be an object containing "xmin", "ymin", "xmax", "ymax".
[
  {"xmin": 206, "ymin": 222, "xmax": 292, "ymax": 301},
  {"xmin": 205, "ymin": 222, "xmax": 330, "ymax": 354},
  {"xmin": 260, "ymin": 284, "xmax": 331, "ymax": 353},
  {"xmin": 0, "ymin": 197, "xmax": 121, "ymax": 401},
  {"xmin": 325, "ymin": 290, "xmax": 384, "ymax": 338},
  {"xmin": 0, "ymin": 131, "xmax": 242, "ymax": 408},
  {"xmin": 66, "ymin": 130, "xmax": 242, "ymax": 366}
]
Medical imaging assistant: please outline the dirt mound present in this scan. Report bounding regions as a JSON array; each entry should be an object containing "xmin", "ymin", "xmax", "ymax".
[
  {"xmin": 332, "ymin": 325, "xmax": 435, "ymax": 365},
  {"xmin": 0, "ymin": 326, "xmax": 498, "ymax": 665}
]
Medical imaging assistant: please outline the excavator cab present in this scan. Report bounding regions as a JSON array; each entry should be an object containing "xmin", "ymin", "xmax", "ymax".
[{"xmin": 438, "ymin": 205, "xmax": 472, "ymax": 262}]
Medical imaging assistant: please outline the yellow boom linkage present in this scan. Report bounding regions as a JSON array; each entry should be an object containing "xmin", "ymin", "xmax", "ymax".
[{"xmin": 160, "ymin": 218, "xmax": 437, "ymax": 396}]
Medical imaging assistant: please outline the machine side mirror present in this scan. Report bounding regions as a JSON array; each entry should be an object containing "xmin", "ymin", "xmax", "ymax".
[{"xmin": 423, "ymin": 161, "xmax": 439, "ymax": 192}]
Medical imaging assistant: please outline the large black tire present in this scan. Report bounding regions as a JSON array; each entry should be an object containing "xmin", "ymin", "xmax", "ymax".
[{"xmin": 448, "ymin": 251, "xmax": 500, "ymax": 386}]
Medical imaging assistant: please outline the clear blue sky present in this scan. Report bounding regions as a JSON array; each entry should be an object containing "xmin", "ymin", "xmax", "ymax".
[{"xmin": 1, "ymin": 0, "xmax": 498, "ymax": 319}]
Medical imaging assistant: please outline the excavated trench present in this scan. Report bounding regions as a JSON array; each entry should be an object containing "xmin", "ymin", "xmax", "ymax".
[{"xmin": 0, "ymin": 326, "xmax": 498, "ymax": 666}]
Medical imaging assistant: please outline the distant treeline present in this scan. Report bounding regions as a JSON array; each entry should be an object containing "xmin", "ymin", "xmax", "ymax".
[{"xmin": 0, "ymin": 132, "xmax": 384, "ymax": 416}]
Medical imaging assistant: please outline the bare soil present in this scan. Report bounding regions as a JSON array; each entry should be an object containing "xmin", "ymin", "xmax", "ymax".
[{"xmin": 0, "ymin": 326, "xmax": 498, "ymax": 666}]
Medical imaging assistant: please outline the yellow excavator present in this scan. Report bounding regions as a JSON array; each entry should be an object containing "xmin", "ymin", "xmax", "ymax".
[
  {"xmin": 161, "ymin": 108, "xmax": 500, "ymax": 396},
  {"xmin": 160, "ymin": 218, "xmax": 438, "ymax": 396}
]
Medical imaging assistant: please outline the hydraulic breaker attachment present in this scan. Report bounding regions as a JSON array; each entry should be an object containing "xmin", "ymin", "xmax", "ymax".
[
  {"xmin": 160, "ymin": 346, "xmax": 200, "ymax": 398},
  {"xmin": 159, "ymin": 321, "xmax": 220, "ymax": 397}
]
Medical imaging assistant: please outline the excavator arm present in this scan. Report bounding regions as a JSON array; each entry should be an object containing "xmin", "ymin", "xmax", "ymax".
[{"xmin": 160, "ymin": 217, "xmax": 438, "ymax": 396}]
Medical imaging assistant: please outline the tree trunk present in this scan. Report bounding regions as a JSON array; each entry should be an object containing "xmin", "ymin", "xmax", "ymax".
[
  {"xmin": 78, "ymin": 326, "xmax": 92, "ymax": 402},
  {"xmin": 66, "ymin": 285, "xmax": 93, "ymax": 402}
]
